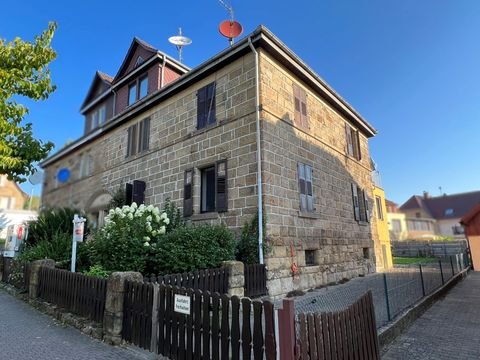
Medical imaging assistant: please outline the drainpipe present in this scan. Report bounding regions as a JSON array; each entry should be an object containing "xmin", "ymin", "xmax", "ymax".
[
  {"xmin": 248, "ymin": 37, "xmax": 264, "ymax": 265},
  {"xmin": 112, "ymin": 89, "xmax": 117, "ymax": 117},
  {"xmin": 161, "ymin": 54, "xmax": 166, "ymax": 88}
]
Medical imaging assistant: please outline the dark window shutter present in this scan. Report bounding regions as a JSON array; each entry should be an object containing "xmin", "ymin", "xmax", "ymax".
[
  {"xmin": 355, "ymin": 130, "xmax": 362, "ymax": 160},
  {"xmin": 184, "ymin": 169, "xmax": 193, "ymax": 217},
  {"xmin": 197, "ymin": 86, "xmax": 207, "ymax": 129},
  {"xmin": 130, "ymin": 124, "xmax": 137, "ymax": 156},
  {"xmin": 364, "ymin": 190, "xmax": 370, "ymax": 222},
  {"xmin": 351, "ymin": 183, "xmax": 360, "ymax": 220},
  {"xmin": 216, "ymin": 160, "xmax": 227, "ymax": 212},
  {"xmin": 132, "ymin": 180, "xmax": 146, "ymax": 204},
  {"xmin": 298, "ymin": 163, "xmax": 307, "ymax": 211},
  {"xmin": 137, "ymin": 120, "xmax": 144, "ymax": 154},
  {"xmin": 126, "ymin": 127, "xmax": 132, "ymax": 157},
  {"xmin": 125, "ymin": 183, "xmax": 133, "ymax": 205},
  {"xmin": 142, "ymin": 118, "xmax": 150, "ymax": 151},
  {"xmin": 206, "ymin": 82, "xmax": 216, "ymax": 125},
  {"xmin": 345, "ymin": 124, "xmax": 353, "ymax": 156}
]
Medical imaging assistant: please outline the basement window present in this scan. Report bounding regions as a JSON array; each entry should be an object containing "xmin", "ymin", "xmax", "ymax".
[{"xmin": 305, "ymin": 250, "xmax": 316, "ymax": 266}]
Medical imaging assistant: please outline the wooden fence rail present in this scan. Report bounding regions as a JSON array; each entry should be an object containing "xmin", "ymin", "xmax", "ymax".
[
  {"xmin": 296, "ymin": 291, "xmax": 379, "ymax": 360},
  {"xmin": 244, "ymin": 263, "xmax": 267, "ymax": 298},
  {"xmin": 144, "ymin": 267, "xmax": 229, "ymax": 294},
  {"xmin": 122, "ymin": 281, "xmax": 277, "ymax": 359},
  {"xmin": 38, "ymin": 267, "xmax": 107, "ymax": 323}
]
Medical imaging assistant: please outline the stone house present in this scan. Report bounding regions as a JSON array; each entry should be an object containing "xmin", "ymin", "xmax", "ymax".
[
  {"xmin": 41, "ymin": 25, "xmax": 379, "ymax": 298},
  {"xmin": 0, "ymin": 175, "xmax": 27, "ymax": 210}
]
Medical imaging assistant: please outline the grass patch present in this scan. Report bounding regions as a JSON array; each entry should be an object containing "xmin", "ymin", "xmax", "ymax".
[{"xmin": 394, "ymin": 256, "xmax": 438, "ymax": 265}]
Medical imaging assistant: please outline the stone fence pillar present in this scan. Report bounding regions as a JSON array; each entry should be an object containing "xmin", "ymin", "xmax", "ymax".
[
  {"xmin": 222, "ymin": 260, "xmax": 245, "ymax": 297},
  {"xmin": 28, "ymin": 259, "xmax": 55, "ymax": 299},
  {"xmin": 103, "ymin": 271, "xmax": 143, "ymax": 345}
]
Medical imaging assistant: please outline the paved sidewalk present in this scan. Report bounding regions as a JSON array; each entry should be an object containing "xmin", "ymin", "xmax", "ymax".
[
  {"xmin": 0, "ymin": 289, "xmax": 157, "ymax": 360},
  {"xmin": 382, "ymin": 272, "xmax": 480, "ymax": 360}
]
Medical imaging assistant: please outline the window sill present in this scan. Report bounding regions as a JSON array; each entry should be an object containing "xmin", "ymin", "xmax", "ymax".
[
  {"xmin": 298, "ymin": 211, "xmax": 321, "ymax": 219},
  {"xmin": 190, "ymin": 212, "xmax": 219, "ymax": 221},
  {"xmin": 357, "ymin": 221, "xmax": 369, "ymax": 226},
  {"xmin": 190, "ymin": 121, "xmax": 219, "ymax": 136}
]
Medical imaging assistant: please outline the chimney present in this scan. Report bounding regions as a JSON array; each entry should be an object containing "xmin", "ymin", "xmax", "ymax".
[{"xmin": 423, "ymin": 191, "xmax": 429, "ymax": 199}]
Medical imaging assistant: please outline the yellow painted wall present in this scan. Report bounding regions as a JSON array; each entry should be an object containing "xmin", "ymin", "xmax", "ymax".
[{"xmin": 373, "ymin": 186, "xmax": 393, "ymax": 270}]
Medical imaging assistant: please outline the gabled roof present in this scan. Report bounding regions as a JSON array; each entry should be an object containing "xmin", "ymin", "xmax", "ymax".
[
  {"xmin": 80, "ymin": 71, "xmax": 113, "ymax": 110},
  {"xmin": 461, "ymin": 203, "xmax": 480, "ymax": 226},
  {"xmin": 400, "ymin": 191, "xmax": 480, "ymax": 220},
  {"xmin": 113, "ymin": 37, "xmax": 158, "ymax": 82}
]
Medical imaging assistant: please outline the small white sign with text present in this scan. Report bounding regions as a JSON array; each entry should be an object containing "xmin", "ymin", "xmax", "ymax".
[{"xmin": 174, "ymin": 294, "xmax": 191, "ymax": 315}]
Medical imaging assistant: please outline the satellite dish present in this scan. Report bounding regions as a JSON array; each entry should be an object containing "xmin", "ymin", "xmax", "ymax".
[
  {"xmin": 168, "ymin": 28, "xmax": 192, "ymax": 63},
  {"xmin": 57, "ymin": 168, "xmax": 70, "ymax": 183},
  {"xmin": 28, "ymin": 170, "xmax": 44, "ymax": 185},
  {"xmin": 219, "ymin": 20, "xmax": 243, "ymax": 46}
]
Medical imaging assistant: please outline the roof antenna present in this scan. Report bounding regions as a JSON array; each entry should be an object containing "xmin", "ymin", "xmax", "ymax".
[
  {"xmin": 168, "ymin": 27, "xmax": 192, "ymax": 63},
  {"xmin": 217, "ymin": 0, "xmax": 243, "ymax": 46}
]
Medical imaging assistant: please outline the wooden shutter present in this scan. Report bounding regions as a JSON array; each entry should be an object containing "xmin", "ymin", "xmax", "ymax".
[
  {"xmin": 293, "ymin": 84, "xmax": 302, "ymax": 127},
  {"xmin": 298, "ymin": 163, "xmax": 307, "ymax": 211},
  {"xmin": 184, "ymin": 169, "xmax": 193, "ymax": 217},
  {"xmin": 137, "ymin": 120, "xmax": 144, "ymax": 154},
  {"xmin": 351, "ymin": 183, "xmax": 360, "ymax": 220},
  {"xmin": 345, "ymin": 123, "xmax": 353, "ymax": 156},
  {"xmin": 197, "ymin": 86, "xmax": 207, "ymax": 129},
  {"xmin": 364, "ymin": 190, "xmax": 370, "ymax": 222},
  {"xmin": 216, "ymin": 160, "xmax": 227, "ymax": 212},
  {"xmin": 142, "ymin": 118, "xmax": 150, "ymax": 151},
  {"xmin": 300, "ymin": 89, "xmax": 308, "ymax": 128},
  {"xmin": 305, "ymin": 165, "xmax": 313, "ymax": 212},
  {"xmin": 206, "ymin": 82, "xmax": 216, "ymax": 125},
  {"xmin": 355, "ymin": 130, "xmax": 362, "ymax": 160}
]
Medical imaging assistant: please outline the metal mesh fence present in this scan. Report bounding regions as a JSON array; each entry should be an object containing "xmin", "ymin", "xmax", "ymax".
[{"xmin": 293, "ymin": 252, "xmax": 469, "ymax": 329}]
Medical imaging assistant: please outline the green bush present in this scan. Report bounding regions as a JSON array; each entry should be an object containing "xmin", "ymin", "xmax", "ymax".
[
  {"xmin": 27, "ymin": 207, "xmax": 87, "ymax": 246},
  {"xmin": 83, "ymin": 264, "xmax": 111, "ymax": 279},
  {"xmin": 163, "ymin": 198, "xmax": 184, "ymax": 232},
  {"xmin": 149, "ymin": 224, "xmax": 236, "ymax": 275},
  {"xmin": 236, "ymin": 211, "xmax": 269, "ymax": 264},
  {"xmin": 89, "ymin": 203, "xmax": 170, "ymax": 272}
]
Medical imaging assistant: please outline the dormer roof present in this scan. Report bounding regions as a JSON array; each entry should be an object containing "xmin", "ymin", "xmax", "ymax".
[
  {"xmin": 80, "ymin": 71, "xmax": 113, "ymax": 111},
  {"xmin": 113, "ymin": 37, "xmax": 158, "ymax": 83}
]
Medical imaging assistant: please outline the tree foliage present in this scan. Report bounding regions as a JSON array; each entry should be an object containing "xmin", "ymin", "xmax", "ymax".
[{"xmin": 0, "ymin": 22, "xmax": 57, "ymax": 182}]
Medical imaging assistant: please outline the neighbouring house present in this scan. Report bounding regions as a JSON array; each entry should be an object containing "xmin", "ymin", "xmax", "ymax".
[
  {"xmin": 399, "ymin": 191, "xmax": 480, "ymax": 240},
  {"xmin": 0, "ymin": 175, "xmax": 36, "ymax": 238},
  {"xmin": 386, "ymin": 200, "xmax": 408, "ymax": 241},
  {"xmin": 460, "ymin": 204, "xmax": 480, "ymax": 270},
  {"xmin": 371, "ymin": 166, "xmax": 393, "ymax": 270},
  {"xmin": 40, "ymin": 25, "xmax": 380, "ymax": 298}
]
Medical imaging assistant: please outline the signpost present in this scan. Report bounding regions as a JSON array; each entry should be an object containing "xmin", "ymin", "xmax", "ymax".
[{"xmin": 71, "ymin": 214, "xmax": 86, "ymax": 272}]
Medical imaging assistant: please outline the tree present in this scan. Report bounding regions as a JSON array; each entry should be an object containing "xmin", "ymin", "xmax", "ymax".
[{"xmin": 0, "ymin": 22, "xmax": 57, "ymax": 183}]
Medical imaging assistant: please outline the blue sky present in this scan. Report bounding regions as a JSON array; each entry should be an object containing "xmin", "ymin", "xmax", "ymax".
[{"xmin": 2, "ymin": 0, "xmax": 480, "ymax": 204}]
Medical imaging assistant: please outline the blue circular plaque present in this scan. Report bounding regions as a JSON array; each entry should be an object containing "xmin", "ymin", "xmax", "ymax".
[{"xmin": 57, "ymin": 168, "xmax": 71, "ymax": 183}]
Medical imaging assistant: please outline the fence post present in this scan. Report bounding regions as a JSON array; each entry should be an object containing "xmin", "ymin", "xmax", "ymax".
[
  {"xmin": 450, "ymin": 256, "xmax": 455, "ymax": 276},
  {"xmin": 278, "ymin": 298, "xmax": 296, "ymax": 360},
  {"xmin": 419, "ymin": 264, "xmax": 426, "ymax": 297},
  {"xmin": 103, "ymin": 271, "xmax": 143, "ymax": 345},
  {"xmin": 383, "ymin": 273, "xmax": 391, "ymax": 321},
  {"xmin": 439, "ymin": 260, "xmax": 444, "ymax": 285},
  {"xmin": 222, "ymin": 260, "xmax": 245, "ymax": 297},
  {"xmin": 28, "ymin": 259, "xmax": 55, "ymax": 300}
]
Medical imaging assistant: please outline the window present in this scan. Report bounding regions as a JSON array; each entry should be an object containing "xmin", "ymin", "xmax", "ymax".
[
  {"xmin": 139, "ymin": 76, "xmax": 148, "ymax": 99},
  {"xmin": 305, "ymin": 250, "xmax": 316, "ymax": 266},
  {"xmin": 363, "ymin": 248, "xmax": 370, "ymax": 259},
  {"xmin": 375, "ymin": 196, "xmax": 384, "ymax": 220},
  {"xmin": 452, "ymin": 225, "xmax": 464, "ymax": 235},
  {"xmin": 197, "ymin": 82, "xmax": 216, "ymax": 129},
  {"xmin": 392, "ymin": 219, "xmax": 402, "ymax": 232},
  {"xmin": 126, "ymin": 118, "xmax": 150, "ymax": 157},
  {"xmin": 128, "ymin": 83, "xmax": 137, "ymax": 106},
  {"xmin": 407, "ymin": 220, "xmax": 431, "ymax": 231},
  {"xmin": 98, "ymin": 105, "xmax": 106, "ymax": 125},
  {"xmin": 135, "ymin": 56, "xmax": 144, "ymax": 67},
  {"xmin": 298, "ymin": 163, "xmax": 314, "ymax": 212},
  {"xmin": 79, "ymin": 154, "xmax": 93, "ymax": 178},
  {"xmin": 196, "ymin": 160, "xmax": 227, "ymax": 214},
  {"xmin": 445, "ymin": 208, "xmax": 454, "ymax": 216},
  {"xmin": 345, "ymin": 124, "xmax": 361, "ymax": 160},
  {"xmin": 293, "ymin": 84, "xmax": 308, "ymax": 128},
  {"xmin": 351, "ymin": 184, "xmax": 369, "ymax": 222},
  {"xmin": 91, "ymin": 111, "xmax": 99, "ymax": 129},
  {"xmin": 184, "ymin": 169, "xmax": 194, "ymax": 217}
]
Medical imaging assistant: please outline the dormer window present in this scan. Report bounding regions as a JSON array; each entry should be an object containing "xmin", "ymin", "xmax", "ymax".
[
  {"xmin": 88, "ymin": 104, "xmax": 107, "ymax": 131},
  {"xmin": 135, "ymin": 56, "xmax": 144, "ymax": 67},
  {"xmin": 445, "ymin": 208, "xmax": 454, "ymax": 216},
  {"xmin": 139, "ymin": 76, "xmax": 148, "ymax": 99},
  {"xmin": 128, "ymin": 83, "xmax": 137, "ymax": 106},
  {"xmin": 128, "ymin": 75, "xmax": 149, "ymax": 106}
]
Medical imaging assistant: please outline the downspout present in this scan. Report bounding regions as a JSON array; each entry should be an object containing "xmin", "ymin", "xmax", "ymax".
[
  {"xmin": 161, "ymin": 54, "xmax": 166, "ymax": 88},
  {"xmin": 248, "ymin": 37, "xmax": 264, "ymax": 265},
  {"xmin": 112, "ymin": 89, "xmax": 117, "ymax": 117}
]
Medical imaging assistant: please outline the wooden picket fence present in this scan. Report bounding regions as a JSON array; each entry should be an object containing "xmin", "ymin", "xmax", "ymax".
[
  {"xmin": 296, "ymin": 291, "xmax": 379, "ymax": 360},
  {"xmin": 144, "ymin": 267, "xmax": 229, "ymax": 294},
  {"xmin": 244, "ymin": 263, "xmax": 267, "ymax": 298},
  {"xmin": 38, "ymin": 267, "xmax": 107, "ymax": 323},
  {"xmin": 122, "ymin": 281, "xmax": 277, "ymax": 359}
]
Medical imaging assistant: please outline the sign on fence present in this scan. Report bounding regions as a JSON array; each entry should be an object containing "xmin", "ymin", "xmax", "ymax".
[{"xmin": 173, "ymin": 294, "xmax": 190, "ymax": 315}]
